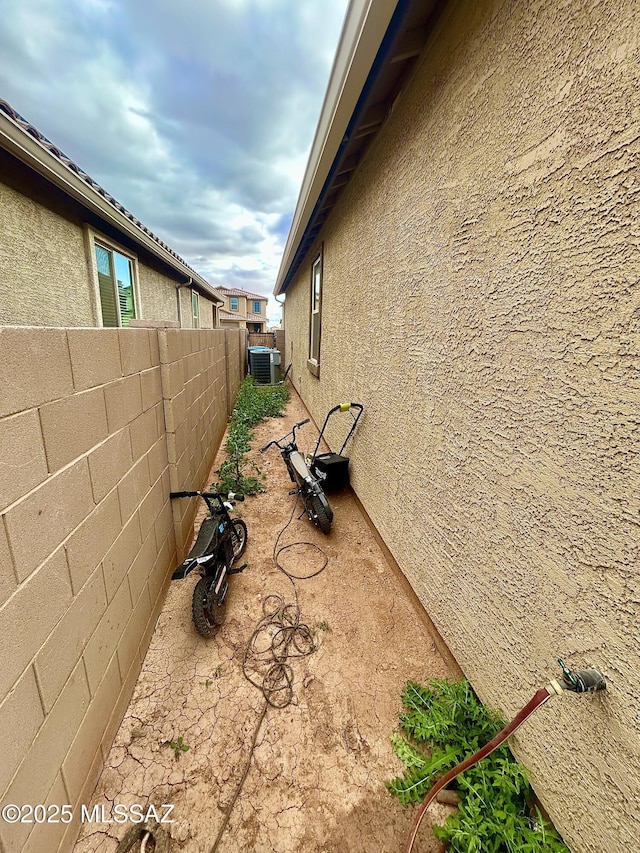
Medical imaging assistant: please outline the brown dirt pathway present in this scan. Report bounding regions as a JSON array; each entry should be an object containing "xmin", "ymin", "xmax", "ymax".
[{"xmin": 74, "ymin": 391, "xmax": 455, "ymax": 853}]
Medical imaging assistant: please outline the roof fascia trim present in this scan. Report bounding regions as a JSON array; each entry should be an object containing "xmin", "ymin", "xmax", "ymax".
[
  {"xmin": 0, "ymin": 112, "xmax": 222, "ymax": 303},
  {"xmin": 274, "ymin": 0, "xmax": 409, "ymax": 296}
]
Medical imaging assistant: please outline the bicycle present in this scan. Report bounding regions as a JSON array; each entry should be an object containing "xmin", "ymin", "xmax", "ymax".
[
  {"xmin": 169, "ymin": 490, "xmax": 248, "ymax": 637},
  {"xmin": 259, "ymin": 419, "xmax": 333, "ymax": 534}
]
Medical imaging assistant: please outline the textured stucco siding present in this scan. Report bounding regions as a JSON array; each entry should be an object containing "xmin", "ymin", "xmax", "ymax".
[
  {"xmin": 0, "ymin": 179, "xmax": 210, "ymax": 328},
  {"xmin": 0, "ymin": 183, "xmax": 95, "ymax": 326},
  {"xmin": 137, "ymin": 264, "xmax": 181, "ymax": 325},
  {"xmin": 284, "ymin": 2, "xmax": 639, "ymax": 851}
]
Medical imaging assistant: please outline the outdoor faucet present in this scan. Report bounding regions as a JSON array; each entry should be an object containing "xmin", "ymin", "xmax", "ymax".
[{"xmin": 555, "ymin": 658, "xmax": 607, "ymax": 693}]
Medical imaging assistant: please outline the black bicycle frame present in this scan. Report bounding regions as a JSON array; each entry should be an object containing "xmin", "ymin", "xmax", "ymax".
[{"xmin": 170, "ymin": 491, "xmax": 238, "ymax": 580}]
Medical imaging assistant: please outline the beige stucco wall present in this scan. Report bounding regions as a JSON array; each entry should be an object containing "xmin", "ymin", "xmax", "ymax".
[
  {"xmin": 283, "ymin": 2, "xmax": 640, "ymax": 851},
  {"xmin": 0, "ymin": 326, "xmax": 246, "ymax": 852},
  {"xmin": 0, "ymin": 183, "xmax": 95, "ymax": 326},
  {"xmin": 0, "ymin": 180, "xmax": 217, "ymax": 328},
  {"xmin": 199, "ymin": 297, "xmax": 215, "ymax": 329},
  {"xmin": 137, "ymin": 264, "xmax": 182, "ymax": 325}
]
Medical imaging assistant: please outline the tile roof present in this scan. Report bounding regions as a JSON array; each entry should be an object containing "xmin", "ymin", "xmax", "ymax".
[
  {"xmin": 220, "ymin": 309, "xmax": 250, "ymax": 321},
  {"xmin": 216, "ymin": 287, "xmax": 266, "ymax": 300},
  {"xmin": 0, "ymin": 98, "xmax": 219, "ymax": 298}
]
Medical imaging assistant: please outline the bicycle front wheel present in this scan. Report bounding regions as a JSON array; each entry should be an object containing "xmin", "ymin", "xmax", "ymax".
[
  {"xmin": 230, "ymin": 519, "xmax": 248, "ymax": 560},
  {"xmin": 192, "ymin": 575, "xmax": 226, "ymax": 637}
]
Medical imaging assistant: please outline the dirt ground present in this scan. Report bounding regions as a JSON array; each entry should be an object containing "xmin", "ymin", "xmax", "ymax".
[{"xmin": 74, "ymin": 390, "xmax": 456, "ymax": 853}]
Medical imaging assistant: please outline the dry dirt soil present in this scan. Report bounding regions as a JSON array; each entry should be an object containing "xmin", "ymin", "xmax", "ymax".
[{"xmin": 75, "ymin": 391, "xmax": 456, "ymax": 853}]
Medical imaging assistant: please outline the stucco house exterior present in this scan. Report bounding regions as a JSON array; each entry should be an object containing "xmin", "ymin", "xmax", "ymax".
[
  {"xmin": 275, "ymin": 2, "xmax": 639, "ymax": 852},
  {"xmin": 0, "ymin": 100, "xmax": 223, "ymax": 329},
  {"xmin": 215, "ymin": 286, "xmax": 268, "ymax": 332}
]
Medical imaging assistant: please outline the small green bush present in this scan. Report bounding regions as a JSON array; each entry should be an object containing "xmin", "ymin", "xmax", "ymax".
[
  {"xmin": 214, "ymin": 376, "xmax": 289, "ymax": 495},
  {"xmin": 387, "ymin": 679, "xmax": 570, "ymax": 853}
]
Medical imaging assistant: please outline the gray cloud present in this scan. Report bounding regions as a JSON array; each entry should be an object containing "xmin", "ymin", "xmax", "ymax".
[{"xmin": 0, "ymin": 0, "xmax": 348, "ymax": 310}]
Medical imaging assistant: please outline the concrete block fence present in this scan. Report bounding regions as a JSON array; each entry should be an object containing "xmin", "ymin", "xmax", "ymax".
[{"xmin": 0, "ymin": 325, "xmax": 247, "ymax": 853}]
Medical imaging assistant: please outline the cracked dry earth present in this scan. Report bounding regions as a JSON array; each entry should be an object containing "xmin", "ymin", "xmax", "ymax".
[{"xmin": 75, "ymin": 391, "xmax": 455, "ymax": 853}]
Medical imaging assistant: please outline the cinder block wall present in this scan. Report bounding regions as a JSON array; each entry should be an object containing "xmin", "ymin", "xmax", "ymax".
[
  {"xmin": 160, "ymin": 329, "xmax": 241, "ymax": 560},
  {"xmin": 0, "ymin": 325, "xmax": 245, "ymax": 853}
]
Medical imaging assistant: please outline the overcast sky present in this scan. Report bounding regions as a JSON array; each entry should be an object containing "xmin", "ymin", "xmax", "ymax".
[{"xmin": 0, "ymin": 0, "xmax": 349, "ymax": 323}]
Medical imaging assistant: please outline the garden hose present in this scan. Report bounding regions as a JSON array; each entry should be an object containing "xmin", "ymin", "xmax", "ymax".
[
  {"xmin": 404, "ymin": 661, "xmax": 606, "ymax": 853},
  {"xmin": 114, "ymin": 820, "xmax": 169, "ymax": 853}
]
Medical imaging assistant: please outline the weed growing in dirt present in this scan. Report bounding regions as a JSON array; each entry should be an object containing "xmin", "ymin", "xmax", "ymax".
[
  {"xmin": 215, "ymin": 376, "xmax": 289, "ymax": 495},
  {"xmin": 199, "ymin": 669, "xmax": 224, "ymax": 688},
  {"xmin": 387, "ymin": 679, "xmax": 570, "ymax": 852},
  {"xmin": 315, "ymin": 620, "xmax": 331, "ymax": 632},
  {"xmin": 168, "ymin": 736, "xmax": 190, "ymax": 759}
]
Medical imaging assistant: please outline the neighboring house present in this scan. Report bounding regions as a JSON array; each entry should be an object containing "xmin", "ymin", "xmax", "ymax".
[
  {"xmin": 275, "ymin": 2, "xmax": 639, "ymax": 852},
  {"xmin": 0, "ymin": 100, "xmax": 223, "ymax": 328},
  {"xmin": 215, "ymin": 286, "xmax": 268, "ymax": 332}
]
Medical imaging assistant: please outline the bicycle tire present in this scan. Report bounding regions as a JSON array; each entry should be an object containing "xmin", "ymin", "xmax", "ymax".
[
  {"xmin": 192, "ymin": 575, "xmax": 226, "ymax": 637},
  {"xmin": 230, "ymin": 518, "xmax": 248, "ymax": 560},
  {"xmin": 309, "ymin": 493, "xmax": 332, "ymax": 534}
]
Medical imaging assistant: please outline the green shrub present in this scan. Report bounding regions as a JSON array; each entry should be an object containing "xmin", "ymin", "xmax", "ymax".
[
  {"xmin": 387, "ymin": 679, "xmax": 570, "ymax": 853},
  {"xmin": 214, "ymin": 376, "xmax": 289, "ymax": 495}
]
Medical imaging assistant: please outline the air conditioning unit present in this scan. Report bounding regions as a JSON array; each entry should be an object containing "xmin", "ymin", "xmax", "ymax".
[{"xmin": 249, "ymin": 347, "xmax": 281, "ymax": 384}]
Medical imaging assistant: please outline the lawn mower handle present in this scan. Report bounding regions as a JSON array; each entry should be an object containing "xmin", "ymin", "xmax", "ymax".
[{"xmin": 310, "ymin": 403, "xmax": 364, "ymax": 462}]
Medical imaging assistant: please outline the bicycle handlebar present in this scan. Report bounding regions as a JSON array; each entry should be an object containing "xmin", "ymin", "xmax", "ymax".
[{"xmin": 259, "ymin": 419, "xmax": 310, "ymax": 453}]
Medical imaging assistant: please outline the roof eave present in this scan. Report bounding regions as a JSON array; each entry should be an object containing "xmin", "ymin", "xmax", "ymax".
[
  {"xmin": 274, "ymin": 0, "xmax": 402, "ymax": 296},
  {"xmin": 0, "ymin": 110, "xmax": 223, "ymax": 304},
  {"xmin": 274, "ymin": 0, "xmax": 440, "ymax": 297}
]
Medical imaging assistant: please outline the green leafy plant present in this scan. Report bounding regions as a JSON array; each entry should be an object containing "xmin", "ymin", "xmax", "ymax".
[
  {"xmin": 200, "ymin": 666, "xmax": 224, "ymax": 688},
  {"xmin": 215, "ymin": 376, "xmax": 289, "ymax": 495},
  {"xmin": 387, "ymin": 679, "xmax": 570, "ymax": 852},
  {"xmin": 169, "ymin": 736, "xmax": 190, "ymax": 758}
]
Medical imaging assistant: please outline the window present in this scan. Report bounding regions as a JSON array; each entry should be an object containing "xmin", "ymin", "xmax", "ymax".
[
  {"xmin": 230, "ymin": 297, "xmax": 239, "ymax": 311},
  {"xmin": 191, "ymin": 290, "xmax": 199, "ymax": 328},
  {"xmin": 94, "ymin": 243, "xmax": 137, "ymax": 327},
  {"xmin": 308, "ymin": 249, "xmax": 322, "ymax": 375},
  {"xmin": 253, "ymin": 300, "xmax": 261, "ymax": 314}
]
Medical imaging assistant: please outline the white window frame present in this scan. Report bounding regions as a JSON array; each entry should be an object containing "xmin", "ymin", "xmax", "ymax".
[
  {"xmin": 229, "ymin": 296, "xmax": 239, "ymax": 311},
  {"xmin": 191, "ymin": 289, "xmax": 199, "ymax": 328},
  {"xmin": 308, "ymin": 247, "xmax": 323, "ymax": 377},
  {"xmin": 84, "ymin": 227, "xmax": 142, "ymax": 328}
]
